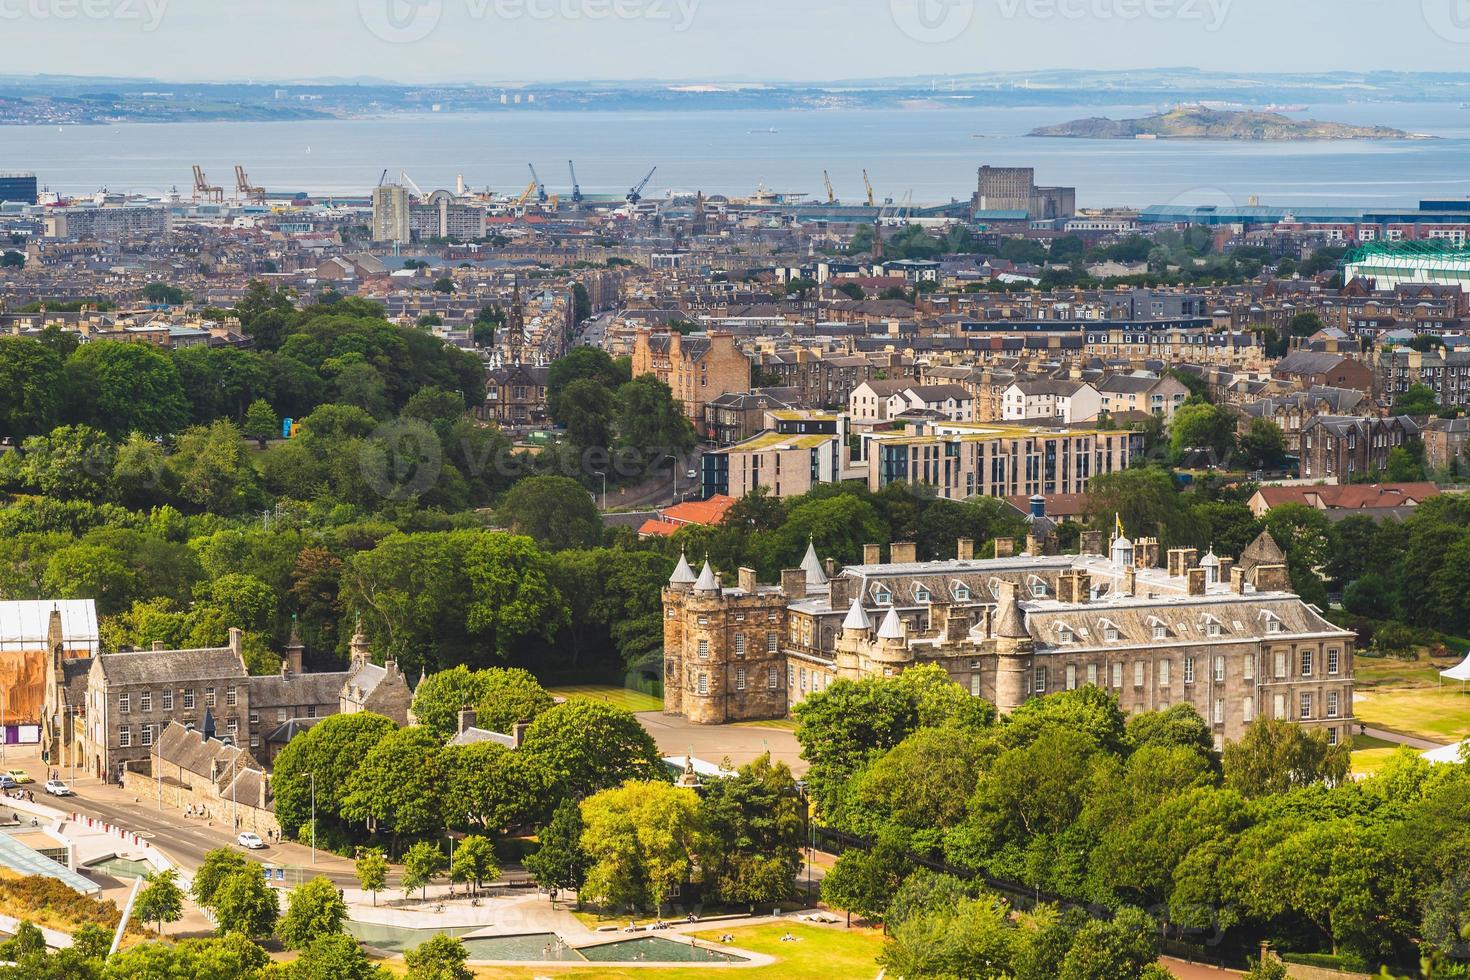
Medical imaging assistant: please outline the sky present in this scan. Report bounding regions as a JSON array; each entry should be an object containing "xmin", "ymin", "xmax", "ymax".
[{"xmin": 7, "ymin": 0, "xmax": 1470, "ymax": 83}]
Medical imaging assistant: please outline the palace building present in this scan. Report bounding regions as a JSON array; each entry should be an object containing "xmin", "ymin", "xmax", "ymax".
[{"xmin": 662, "ymin": 529, "xmax": 1354, "ymax": 749}]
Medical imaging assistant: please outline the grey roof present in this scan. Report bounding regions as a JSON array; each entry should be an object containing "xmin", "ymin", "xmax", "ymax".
[
  {"xmin": 155, "ymin": 721, "xmax": 258, "ymax": 783},
  {"xmin": 669, "ymin": 552, "xmax": 696, "ymax": 586},
  {"xmin": 801, "ymin": 541, "xmax": 828, "ymax": 588},
  {"xmin": 842, "ymin": 597, "xmax": 872, "ymax": 632},
  {"xmin": 263, "ymin": 718, "xmax": 321, "ymax": 745},
  {"xmin": 694, "ymin": 561, "xmax": 721, "ymax": 594},
  {"xmin": 877, "ymin": 606, "xmax": 905, "ymax": 640},
  {"xmin": 1274, "ymin": 350, "xmax": 1357, "ymax": 376},
  {"xmin": 97, "ymin": 645, "xmax": 246, "ymax": 688},
  {"xmin": 249, "ymin": 671, "xmax": 349, "ymax": 710},
  {"xmin": 448, "ymin": 727, "xmax": 517, "ymax": 748}
]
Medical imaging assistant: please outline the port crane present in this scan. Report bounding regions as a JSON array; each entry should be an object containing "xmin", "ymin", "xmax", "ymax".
[
  {"xmin": 823, "ymin": 170, "xmax": 838, "ymax": 205},
  {"xmin": 512, "ymin": 180, "xmax": 539, "ymax": 210},
  {"xmin": 528, "ymin": 164, "xmax": 549, "ymax": 203},
  {"xmin": 568, "ymin": 160, "xmax": 583, "ymax": 204},
  {"xmin": 192, "ymin": 165, "xmax": 224, "ymax": 204},
  {"xmin": 234, "ymin": 165, "xmax": 266, "ymax": 204},
  {"xmin": 862, "ymin": 170, "xmax": 875, "ymax": 208},
  {"xmin": 626, "ymin": 166, "xmax": 657, "ymax": 205}
]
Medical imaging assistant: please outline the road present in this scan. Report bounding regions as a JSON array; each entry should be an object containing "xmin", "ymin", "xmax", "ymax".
[{"xmin": 8, "ymin": 744, "xmax": 360, "ymax": 885}]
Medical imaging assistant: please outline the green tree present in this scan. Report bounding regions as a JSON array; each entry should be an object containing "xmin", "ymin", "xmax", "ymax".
[
  {"xmin": 340, "ymin": 726, "xmax": 449, "ymax": 843},
  {"xmin": 580, "ymin": 780, "xmax": 703, "ymax": 912},
  {"xmin": 287, "ymin": 933, "xmax": 392, "ymax": 980},
  {"xmin": 212, "ymin": 868, "xmax": 280, "ymax": 937},
  {"xmin": 697, "ymin": 753, "xmax": 805, "ymax": 906},
  {"xmin": 1170, "ymin": 402, "xmax": 1236, "ymax": 464},
  {"xmin": 547, "ymin": 347, "xmax": 629, "ymax": 421},
  {"xmin": 404, "ymin": 933, "xmax": 474, "ymax": 980},
  {"xmin": 555, "ymin": 378, "xmax": 614, "ymax": 449},
  {"xmin": 612, "ymin": 374, "xmax": 696, "ymax": 459},
  {"xmin": 402, "ymin": 841, "xmax": 448, "ymax": 901},
  {"xmin": 1058, "ymin": 906, "xmax": 1163, "ymax": 980},
  {"xmin": 192, "ymin": 847, "xmax": 253, "ymax": 909},
  {"xmin": 16, "ymin": 425, "xmax": 116, "ymax": 501},
  {"xmin": 64, "ymin": 340, "xmax": 190, "ymax": 436},
  {"xmin": 820, "ymin": 833, "xmax": 910, "ymax": 926},
  {"xmin": 0, "ymin": 338, "xmax": 64, "ymax": 437},
  {"xmin": 275, "ymin": 876, "xmax": 348, "ymax": 950},
  {"xmin": 464, "ymin": 533, "xmax": 571, "ymax": 660},
  {"xmin": 450, "ymin": 835, "xmax": 501, "ymax": 894},
  {"xmin": 1393, "ymin": 383, "xmax": 1440, "ymax": 416},
  {"xmin": 101, "ymin": 933, "xmax": 269, "ymax": 979},
  {"xmin": 1084, "ymin": 467, "xmax": 1202, "ymax": 549},
  {"xmin": 475, "ymin": 668, "xmax": 555, "ymax": 733},
  {"xmin": 411, "ymin": 665, "xmax": 496, "ymax": 742},
  {"xmin": 879, "ymin": 894, "xmax": 1018, "ymax": 979},
  {"xmin": 243, "ymin": 398, "xmax": 278, "ymax": 448},
  {"xmin": 1222, "ymin": 718, "xmax": 1350, "ymax": 797},
  {"xmin": 520, "ymin": 699, "xmax": 666, "ymax": 799},
  {"xmin": 356, "ymin": 848, "xmax": 389, "ymax": 907},
  {"xmin": 166, "ymin": 421, "xmax": 263, "ymax": 515},
  {"xmin": 1237, "ymin": 418, "xmax": 1287, "ymax": 471},
  {"xmin": 134, "ymin": 867, "xmax": 184, "ymax": 936},
  {"xmin": 272, "ymin": 712, "xmax": 396, "ymax": 838},
  {"xmin": 496, "ymin": 477, "xmax": 603, "ymax": 550},
  {"xmin": 525, "ymin": 799, "xmax": 590, "ymax": 906}
]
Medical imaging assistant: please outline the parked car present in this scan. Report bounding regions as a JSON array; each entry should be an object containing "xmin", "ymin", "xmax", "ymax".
[
  {"xmin": 43, "ymin": 780, "xmax": 72, "ymax": 797},
  {"xmin": 236, "ymin": 832, "xmax": 266, "ymax": 850},
  {"xmin": 6, "ymin": 770, "xmax": 32, "ymax": 784}
]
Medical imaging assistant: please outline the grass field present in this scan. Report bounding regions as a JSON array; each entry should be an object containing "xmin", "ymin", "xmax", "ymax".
[
  {"xmin": 1354, "ymin": 654, "xmax": 1461, "ymax": 689},
  {"xmin": 460, "ymin": 922, "xmax": 886, "ymax": 980},
  {"xmin": 549, "ymin": 686, "xmax": 664, "ymax": 713},
  {"xmin": 1350, "ymin": 733, "xmax": 1406, "ymax": 777},
  {"xmin": 1355, "ymin": 686, "xmax": 1470, "ymax": 744}
]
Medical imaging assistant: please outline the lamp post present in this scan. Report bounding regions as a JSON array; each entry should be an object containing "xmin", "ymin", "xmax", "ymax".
[
  {"xmin": 661, "ymin": 454, "xmax": 681, "ymax": 505},
  {"xmin": 596, "ymin": 471, "xmax": 607, "ymax": 510},
  {"xmin": 447, "ymin": 830, "xmax": 455, "ymax": 899}
]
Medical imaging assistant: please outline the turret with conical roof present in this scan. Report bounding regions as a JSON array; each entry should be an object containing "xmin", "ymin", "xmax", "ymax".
[
  {"xmin": 668, "ymin": 551, "xmax": 696, "ymax": 590},
  {"xmin": 800, "ymin": 539, "xmax": 827, "ymax": 590},
  {"xmin": 694, "ymin": 561, "xmax": 721, "ymax": 595},
  {"xmin": 841, "ymin": 597, "xmax": 872, "ymax": 635},
  {"xmin": 993, "ymin": 582, "xmax": 1034, "ymax": 715}
]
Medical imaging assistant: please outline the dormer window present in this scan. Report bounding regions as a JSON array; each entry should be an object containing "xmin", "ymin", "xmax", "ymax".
[
  {"xmin": 1262, "ymin": 611, "xmax": 1283, "ymax": 634},
  {"xmin": 1102, "ymin": 623, "xmax": 1120, "ymax": 642},
  {"xmin": 1153, "ymin": 625, "xmax": 1167, "ymax": 641},
  {"xmin": 914, "ymin": 585, "xmax": 931, "ymax": 603},
  {"xmin": 953, "ymin": 584, "xmax": 971, "ymax": 602},
  {"xmin": 1057, "ymin": 624, "xmax": 1075, "ymax": 644},
  {"xmin": 1200, "ymin": 616, "xmax": 1223, "ymax": 638},
  {"xmin": 1028, "ymin": 576, "xmax": 1047, "ymax": 598},
  {"xmin": 873, "ymin": 585, "xmax": 893, "ymax": 605}
]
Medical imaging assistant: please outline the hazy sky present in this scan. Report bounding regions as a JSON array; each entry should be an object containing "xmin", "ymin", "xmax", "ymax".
[{"xmin": 8, "ymin": 0, "xmax": 1470, "ymax": 83}]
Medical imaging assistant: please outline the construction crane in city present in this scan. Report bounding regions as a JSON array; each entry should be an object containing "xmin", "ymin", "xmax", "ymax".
[
  {"xmin": 399, "ymin": 170, "xmax": 428, "ymax": 202},
  {"xmin": 823, "ymin": 170, "xmax": 837, "ymax": 205},
  {"xmin": 862, "ymin": 170, "xmax": 875, "ymax": 209},
  {"xmin": 626, "ymin": 166, "xmax": 657, "ymax": 205},
  {"xmin": 192, "ymin": 165, "xmax": 224, "ymax": 204},
  {"xmin": 512, "ymin": 180, "xmax": 538, "ymax": 210},
  {"xmin": 234, "ymin": 165, "xmax": 266, "ymax": 204},
  {"xmin": 568, "ymin": 160, "xmax": 583, "ymax": 204},
  {"xmin": 528, "ymin": 164, "xmax": 548, "ymax": 204}
]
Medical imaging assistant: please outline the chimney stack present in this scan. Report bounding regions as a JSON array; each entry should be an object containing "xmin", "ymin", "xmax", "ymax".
[
  {"xmin": 994, "ymin": 537, "xmax": 1016, "ymax": 559},
  {"xmin": 781, "ymin": 568, "xmax": 808, "ymax": 598},
  {"xmin": 1187, "ymin": 568, "xmax": 1208, "ymax": 596},
  {"xmin": 738, "ymin": 567, "xmax": 759, "ymax": 593},
  {"xmin": 890, "ymin": 541, "xmax": 917, "ymax": 564},
  {"xmin": 863, "ymin": 543, "xmax": 882, "ymax": 566},
  {"xmin": 1080, "ymin": 530, "xmax": 1104, "ymax": 557},
  {"xmin": 829, "ymin": 576, "xmax": 851, "ymax": 610},
  {"xmin": 1231, "ymin": 566, "xmax": 1248, "ymax": 594},
  {"xmin": 957, "ymin": 538, "xmax": 975, "ymax": 561},
  {"xmin": 457, "ymin": 708, "xmax": 478, "ymax": 735}
]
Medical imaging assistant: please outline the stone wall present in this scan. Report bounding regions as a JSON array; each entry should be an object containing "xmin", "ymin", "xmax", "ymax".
[{"xmin": 121, "ymin": 769, "xmax": 279, "ymax": 838}]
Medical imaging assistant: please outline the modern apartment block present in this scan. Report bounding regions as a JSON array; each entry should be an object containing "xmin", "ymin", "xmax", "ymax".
[{"xmin": 863, "ymin": 422, "xmax": 1140, "ymax": 500}]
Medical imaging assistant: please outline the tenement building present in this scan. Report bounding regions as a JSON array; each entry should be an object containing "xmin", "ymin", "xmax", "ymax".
[{"xmin": 663, "ymin": 530, "xmax": 1354, "ymax": 749}]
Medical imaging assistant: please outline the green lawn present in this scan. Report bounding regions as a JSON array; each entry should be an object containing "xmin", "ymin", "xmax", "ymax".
[
  {"xmin": 1350, "ymin": 733, "xmax": 1406, "ymax": 777},
  {"xmin": 1355, "ymin": 686, "xmax": 1470, "ymax": 744},
  {"xmin": 1354, "ymin": 654, "xmax": 1461, "ymax": 689},
  {"xmin": 463, "ymin": 922, "xmax": 886, "ymax": 980},
  {"xmin": 548, "ymin": 686, "xmax": 664, "ymax": 713}
]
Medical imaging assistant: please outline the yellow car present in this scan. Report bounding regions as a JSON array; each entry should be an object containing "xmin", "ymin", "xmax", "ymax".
[{"xmin": 6, "ymin": 770, "xmax": 32, "ymax": 784}]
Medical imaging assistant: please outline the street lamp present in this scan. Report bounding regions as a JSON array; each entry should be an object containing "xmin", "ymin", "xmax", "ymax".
[
  {"xmin": 596, "ymin": 471, "xmax": 607, "ymax": 510},
  {"xmin": 661, "ymin": 454, "xmax": 681, "ymax": 504}
]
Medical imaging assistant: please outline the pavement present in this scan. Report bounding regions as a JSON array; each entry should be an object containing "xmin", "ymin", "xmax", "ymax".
[
  {"xmin": 1360, "ymin": 725, "xmax": 1448, "ymax": 750},
  {"xmin": 2, "ymin": 743, "xmax": 360, "ymax": 886},
  {"xmin": 636, "ymin": 711, "xmax": 807, "ymax": 775}
]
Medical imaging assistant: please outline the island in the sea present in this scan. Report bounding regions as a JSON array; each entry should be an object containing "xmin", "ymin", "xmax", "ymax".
[{"xmin": 1028, "ymin": 105, "xmax": 1420, "ymax": 140}]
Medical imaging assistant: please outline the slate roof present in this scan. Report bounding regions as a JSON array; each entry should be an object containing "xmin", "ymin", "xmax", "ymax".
[
  {"xmin": 96, "ymin": 645, "xmax": 246, "ymax": 688},
  {"xmin": 249, "ymin": 671, "xmax": 350, "ymax": 710}
]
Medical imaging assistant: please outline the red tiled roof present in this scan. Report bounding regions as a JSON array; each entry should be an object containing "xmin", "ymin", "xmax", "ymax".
[
  {"xmin": 1255, "ymin": 482, "xmax": 1439, "ymax": 511},
  {"xmin": 1006, "ymin": 493, "xmax": 1089, "ymax": 518},
  {"xmin": 637, "ymin": 519, "xmax": 680, "ymax": 538},
  {"xmin": 658, "ymin": 495, "xmax": 737, "ymax": 527}
]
